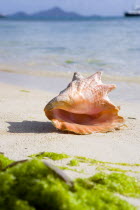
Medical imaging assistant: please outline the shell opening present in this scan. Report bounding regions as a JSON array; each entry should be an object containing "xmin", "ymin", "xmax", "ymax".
[{"xmin": 48, "ymin": 108, "xmax": 120, "ymax": 126}]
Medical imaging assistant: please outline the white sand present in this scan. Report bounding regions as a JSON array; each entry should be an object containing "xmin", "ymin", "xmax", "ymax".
[
  {"xmin": 0, "ymin": 81, "xmax": 140, "ymax": 206},
  {"xmin": 0, "ymin": 81, "xmax": 140, "ymax": 164}
]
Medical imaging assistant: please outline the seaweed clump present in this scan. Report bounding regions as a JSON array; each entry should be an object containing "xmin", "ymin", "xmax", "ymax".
[
  {"xmin": 0, "ymin": 155, "xmax": 139, "ymax": 210},
  {"xmin": 77, "ymin": 172, "xmax": 140, "ymax": 198},
  {"xmin": 0, "ymin": 154, "xmax": 13, "ymax": 170},
  {"xmin": 29, "ymin": 152, "xmax": 70, "ymax": 160},
  {"xmin": 68, "ymin": 159, "xmax": 80, "ymax": 167},
  {"xmin": 65, "ymin": 60, "xmax": 74, "ymax": 64}
]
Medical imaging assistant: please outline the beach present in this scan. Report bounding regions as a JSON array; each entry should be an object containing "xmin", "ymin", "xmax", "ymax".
[
  {"xmin": 0, "ymin": 71, "xmax": 140, "ymax": 207},
  {"xmin": 0, "ymin": 72, "xmax": 140, "ymax": 169},
  {"xmin": 0, "ymin": 18, "xmax": 140, "ymax": 207}
]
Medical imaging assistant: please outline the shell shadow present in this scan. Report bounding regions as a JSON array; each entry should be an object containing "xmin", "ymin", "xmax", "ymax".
[{"xmin": 7, "ymin": 121, "xmax": 59, "ymax": 134}]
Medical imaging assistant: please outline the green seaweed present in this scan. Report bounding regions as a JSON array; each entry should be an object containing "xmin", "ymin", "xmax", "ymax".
[
  {"xmin": 75, "ymin": 156, "xmax": 140, "ymax": 167},
  {"xmin": 58, "ymin": 166, "xmax": 83, "ymax": 173},
  {"xmin": 87, "ymin": 59, "xmax": 107, "ymax": 67},
  {"xmin": 20, "ymin": 90, "xmax": 30, "ymax": 93},
  {"xmin": 1, "ymin": 153, "xmax": 140, "ymax": 209},
  {"xmin": 30, "ymin": 152, "xmax": 140, "ymax": 167},
  {"xmin": 89, "ymin": 172, "xmax": 140, "ymax": 198},
  {"xmin": 65, "ymin": 60, "xmax": 74, "ymax": 64},
  {"xmin": 104, "ymin": 165, "xmax": 140, "ymax": 174},
  {"xmin": 29, "ymin": 152, "xmax": 70, "ymax": 160},
  {"xmin": 0, "ymin": 154, "xmax": 13, "ymax": 170},
  {"xmin": 0, "ymin": 159, "xmax": 138, "ymax": 210},
  {"xmin": 76, "ymin": 172, "xmax": 140, "ymax": 198},
  {"xmin": 68, "ymin": 159, "xmax": 80, "ymax": 167}
]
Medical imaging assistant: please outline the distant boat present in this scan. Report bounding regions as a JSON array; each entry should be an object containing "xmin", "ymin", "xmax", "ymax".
[{"xmin": 124, "ymin": 2, "xmax": 140, "ymax": 17}]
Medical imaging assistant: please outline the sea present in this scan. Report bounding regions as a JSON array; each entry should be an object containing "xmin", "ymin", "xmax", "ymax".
[
  {"xmin": 0, "ymin": 17, "xmax": 140, "ymax": 77},
  {"xmin": 0, "ymin": 18, "xmax": 140, "ymax": 101}
]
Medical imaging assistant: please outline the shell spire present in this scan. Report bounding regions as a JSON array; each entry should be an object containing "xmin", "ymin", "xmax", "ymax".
[
  {"xmin": 72, "ymin": 72, "xmax": 84, "ymax": 81},
  {"xmin": 44, "ymin": 72, "xmax": 124, "ymax": 135}
]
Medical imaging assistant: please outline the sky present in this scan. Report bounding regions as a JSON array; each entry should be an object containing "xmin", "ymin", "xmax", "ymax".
[{"xmin": 0, "ymin": 0, "xmax": 136, "ymax": 16}]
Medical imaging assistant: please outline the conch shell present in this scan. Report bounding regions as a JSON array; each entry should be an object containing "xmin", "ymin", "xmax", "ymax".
[{"xmin": 44, "ymin": 72, "xmax": 124, "ymax": 135}]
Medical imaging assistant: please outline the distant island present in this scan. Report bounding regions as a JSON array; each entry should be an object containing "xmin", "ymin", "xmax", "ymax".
[
  {"xmin": 0, "ymin": 14, "xmax": 5, "ymax": 18},
  {"xmin": 5, "ymin": 7, "xmax": 100, "ymax": 20}
]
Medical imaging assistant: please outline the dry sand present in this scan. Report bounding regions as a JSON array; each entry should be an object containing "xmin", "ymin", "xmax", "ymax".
[{"xmin": 0, "ymin": 81, "xmax": 140, "ymax": 165}]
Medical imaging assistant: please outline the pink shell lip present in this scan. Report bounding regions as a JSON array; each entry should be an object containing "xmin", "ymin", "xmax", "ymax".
[{"xmin": 44, "ymin": 72, "xmax": 125, "ymax": 135}]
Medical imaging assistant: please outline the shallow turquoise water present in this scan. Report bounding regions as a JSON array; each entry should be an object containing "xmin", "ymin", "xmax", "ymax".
[{"xmin": 0, "ymin": 18, "xmax": 140, "ymax": 76}]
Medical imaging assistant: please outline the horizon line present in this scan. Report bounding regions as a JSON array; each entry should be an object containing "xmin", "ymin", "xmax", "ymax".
[{"xmin": 1, "ymin": 6, "xmax": 125, "ymax": 17}]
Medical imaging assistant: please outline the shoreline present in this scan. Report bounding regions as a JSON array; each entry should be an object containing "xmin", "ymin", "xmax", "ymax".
[
  {"xmin": 0, "ymin": 70, "xmax": 140, "ymax": 103},
  {"xmin": 1, "ymin": 67, "xmax": 140, "ymax": 84}
]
